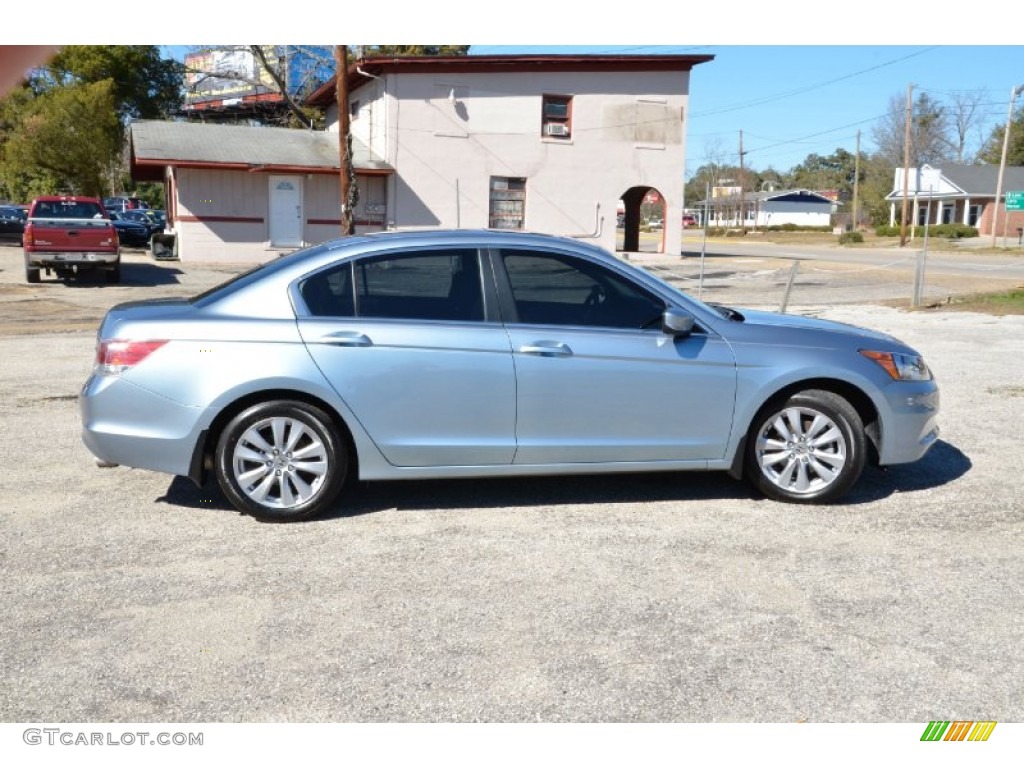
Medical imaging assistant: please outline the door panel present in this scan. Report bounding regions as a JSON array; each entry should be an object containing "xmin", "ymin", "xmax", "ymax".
[
  {"xmin": 495, "ymin": 248, "xmax": 737, "ymax": 464},
  {"xmin": 508, "ymin": 326, "xmax": 736, "ymax": 463},
  {"xmin": 300, "ymin": 319, "xmax": 517, "ymax": 467},
  {"xmin": 296, "ymin": 248, "xmax": 515, "ymax": 467}
]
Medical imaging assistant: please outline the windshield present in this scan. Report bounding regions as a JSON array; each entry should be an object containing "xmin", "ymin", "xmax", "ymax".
[{"xmin": 32, "ymin": 200, "xmax": 104, "ymax": 219}]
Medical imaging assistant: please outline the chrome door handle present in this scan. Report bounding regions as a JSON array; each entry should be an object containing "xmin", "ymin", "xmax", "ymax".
[
  {"xmin": 318, "ymin": 331, "xmax": 373, "ymax": 347},
  {"xmin": 519, "ymin": 342, "xmax": 572, "ymax": 357}
]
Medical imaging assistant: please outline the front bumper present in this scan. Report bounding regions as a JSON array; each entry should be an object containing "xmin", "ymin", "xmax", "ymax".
[{"xmin": 876, "ymin": 381, "xmax": 940, "ymax": 465}]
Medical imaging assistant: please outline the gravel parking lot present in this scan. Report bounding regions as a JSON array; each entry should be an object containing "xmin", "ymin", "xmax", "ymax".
[{"xmin": 1, "ymin": 243, "xmax": 1023, "ymax": 722}]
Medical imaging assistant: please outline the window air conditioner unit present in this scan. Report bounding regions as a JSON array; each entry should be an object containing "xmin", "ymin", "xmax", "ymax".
[{"xmin": 544, "ymin": 123, "xmax": 570, "ymax": 137}]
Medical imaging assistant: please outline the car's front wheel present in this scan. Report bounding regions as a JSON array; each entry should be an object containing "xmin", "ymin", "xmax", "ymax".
[
  {"xmin": 745, "ymin": 389, "xmax": 866, "ymax": 503},
  {"xmin": 215, "ymin": 400, "xmax": 348, "ymax": 522}
]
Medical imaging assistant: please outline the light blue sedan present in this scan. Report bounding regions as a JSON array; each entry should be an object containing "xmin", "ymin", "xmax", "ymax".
[{"xmin": 80, "ymin": 230, "xmax": 939, "ymax": 522}]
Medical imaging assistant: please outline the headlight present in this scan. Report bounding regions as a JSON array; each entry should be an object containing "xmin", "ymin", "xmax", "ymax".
[{"xmin": 860, "ymin": 350, "xmax": 932, "ymax": 381}]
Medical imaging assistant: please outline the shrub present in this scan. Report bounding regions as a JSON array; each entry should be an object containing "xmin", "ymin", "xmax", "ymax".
[
  {"xmin": 838, "ymin": 231, "xmax": 864, "ymax": 245},
  {"xmin": 763, "ymin": 224, "xmax": 832, "ymax": 233},
  {"xmin": 931, "ymin": 223, "xmax": 978, "ymax": 239},
  {"xmin": 874, "ymin": 223, "xmax": 979, "ymax": 239}
]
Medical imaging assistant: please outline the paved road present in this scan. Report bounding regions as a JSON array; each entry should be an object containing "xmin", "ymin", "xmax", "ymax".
[{"xmin": 622, "ymin": 237, "xmax": 1024, "ymax": 311}]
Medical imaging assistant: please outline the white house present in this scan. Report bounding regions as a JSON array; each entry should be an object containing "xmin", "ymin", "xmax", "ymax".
[
  {"xmin": 693, "ymin": 188, "xmax": 837, "ymax": 229},
  {"xmin": 131, "ymin": 52, "xmax": 713, "ymax": 262}
]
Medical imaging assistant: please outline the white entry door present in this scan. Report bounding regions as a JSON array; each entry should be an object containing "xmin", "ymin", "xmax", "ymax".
[{"xmin": 269, "ymin": 175, "xmax": 303, "ymax": 247}]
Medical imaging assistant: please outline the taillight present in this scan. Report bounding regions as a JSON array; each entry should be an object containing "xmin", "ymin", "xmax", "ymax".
[
  {"xmin": 22, "ymin": 223, "xmax": 33, "ymax": 247},
  {"xmin": 95, "ymin": 339, "xmax": 168, "ymax": 375}
]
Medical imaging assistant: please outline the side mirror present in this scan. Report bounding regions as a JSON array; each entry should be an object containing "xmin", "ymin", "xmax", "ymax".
[{"xmin": 661, "ymin": 308, "xmax": 695, "ymax": 337}]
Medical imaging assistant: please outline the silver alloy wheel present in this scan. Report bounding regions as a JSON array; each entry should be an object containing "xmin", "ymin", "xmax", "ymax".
[
  {"xmin": 231, "ymin": 416, "xmax": 329, "ymax": 510},
  {"xmin": 754, "ymin": 405, "xmax": 848, "ymax": 496}
]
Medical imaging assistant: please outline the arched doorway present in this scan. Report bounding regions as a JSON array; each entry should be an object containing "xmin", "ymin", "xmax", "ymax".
[{"xmin": 618, "ymin": 185, "xmax": 666, "ymax": 254}]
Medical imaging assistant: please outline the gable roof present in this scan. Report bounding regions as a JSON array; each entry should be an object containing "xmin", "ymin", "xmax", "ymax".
[
  {"xmin": 749, "ymin": 189, "xmax": 836, "ymax": 204},
  {"xmin": 939, "ymin": 163, "xmax": 1024, "ymax": 195},
  {"xmin": 129, "ymin": 120, "xmax": 392, "ymax": 181},
  {"xmin": 695, "ymin": 188, "xmax": 837, "ymax": 206},
  {"xmin": 885, "ymin": 163, "xmax": 1024, "ymax": 200},
  {"xmin": 307, "ymin": 53, "xmax": 716, "ymax": 106}
]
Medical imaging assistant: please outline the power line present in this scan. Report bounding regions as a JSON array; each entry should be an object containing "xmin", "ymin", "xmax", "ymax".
[{"xmin": 691, "ymin": 47, "xmax": 940, "ymax": 118}]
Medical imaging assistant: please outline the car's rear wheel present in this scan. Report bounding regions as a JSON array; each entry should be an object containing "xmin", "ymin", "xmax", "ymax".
[
  {"xmin": 745, "ymin": 389, "xmax": 866, "ymax": 503},
  {"xmin": 105, "ymin": 263, "xmax": 121, "ymax": 284},
  {"xmin": 215, "ymin": 400, "xmax": 347, "ymax": 522}
]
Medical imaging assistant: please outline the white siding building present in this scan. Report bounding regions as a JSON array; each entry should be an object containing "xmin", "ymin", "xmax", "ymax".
[
  {"xmin": 131, "ymin": 53, "xmax": 713, "ymax": 262},
  {"xmin": 309, "ymin": 53, "xmax": 713, "ymax": 256}
]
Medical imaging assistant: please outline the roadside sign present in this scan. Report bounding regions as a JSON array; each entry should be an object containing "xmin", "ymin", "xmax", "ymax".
[{"xmin": 1006, "ymin": 191, "xmax": 1024, "ymax": 211}]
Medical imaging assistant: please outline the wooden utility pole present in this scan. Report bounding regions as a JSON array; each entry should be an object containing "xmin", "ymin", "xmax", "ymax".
[
  {"xmin": 900, "ymin": 84, "xmax": 913, "ymax": 247},
  {"xmin": 852, "ymin": 130, "xmax": 860, "ymax": 231},
  {"xmin": 335, "ymin": 44, "xmax": 352, "ymax": 235},
  {"xmin": 739, "ymin": 130, "xmax": 746, "ymax": 235}
]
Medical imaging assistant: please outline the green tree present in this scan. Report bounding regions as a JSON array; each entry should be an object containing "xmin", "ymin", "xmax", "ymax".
[
  {"xmin": 0, "ymin": 46, "xmax": 182, "ymax": 199},
  {"xmin": 857, "ymin": 153, "xmax": 900, "ymax": 227},
  {"xmin": 976, "ymin": 107, "xmax": 1024, "ymax": 166},
  {"xmin": 789, "ymin": 148, "xmax": 858, "ymax": 201},
  {"xmin": 1, "ymin": 80, "xmax": 121, "ymax": 198},
  {"xmin": 38, "ymin": 45, "xmax": 183, "ymax": 121}
]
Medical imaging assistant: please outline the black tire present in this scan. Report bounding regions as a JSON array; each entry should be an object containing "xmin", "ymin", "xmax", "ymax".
[
  {"xmin": 215, "ymin": 400, "xmax": 347, "ymax": 522},
  {"xmin": 744, "ymin": 389, "xmax": 866, "ymax": 504},
  {"xmin": 26, "ymin": 265, "xmax": 40, "ymax": 284},
  {"xmin": 105, "ymin": 263, "xmax": 121, "ymax": 284}
]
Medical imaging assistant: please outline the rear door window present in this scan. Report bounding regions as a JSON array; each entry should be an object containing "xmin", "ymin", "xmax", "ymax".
[{"xmin": 300, "ymin": 249, "xmax": 484, "ymax": 322}]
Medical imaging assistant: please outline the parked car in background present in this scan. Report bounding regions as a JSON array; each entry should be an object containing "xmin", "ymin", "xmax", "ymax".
[
  {"xmin": 143, "ymin": 209, "xmax": 166, "ymax": 230},
  {"xmin": 0, "ymin": 205, "xmax": 27, "ymax": 242},
  {"xmin": 80, "ymin": 229, "xmax": 940, "ymax": 523},
  {"xmin": 103, "ymin": 196, "xmax": 150, "ymax": 213},
  {"xmin": 109, "ymin": 212, "xmax": 152, "ymax": 248},
  {"xmin": 119, "ymin": 209, "xmax": 161, "ymax": 238},
  {"xmin": 24, "ymin": 196, "xmax": 120, "ymax": 283},
  {"xmin": 682, "ymin": 214, "xmax": 698, "ymax": 228}
]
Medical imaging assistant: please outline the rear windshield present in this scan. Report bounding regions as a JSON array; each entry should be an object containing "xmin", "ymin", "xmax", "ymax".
[{"xmin": 32, "ymin": 200, "xmax": 104, "ymax": 219}]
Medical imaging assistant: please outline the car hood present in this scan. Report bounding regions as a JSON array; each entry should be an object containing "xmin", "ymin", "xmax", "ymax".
[
  {"xmin": 710, "ymin": 307, "xmax": 913, "ymax": 353},
  {"xmin": 735, "ymin": 308, "xmax": 897, "ymax": 341}
]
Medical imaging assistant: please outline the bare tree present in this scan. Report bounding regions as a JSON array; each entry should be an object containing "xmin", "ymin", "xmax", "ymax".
[
  {"xmin": 946, "ymin": 89, "xmax": 987, "ymax": 162},
  {"xmin": 871, "ymin": 91, "xmax": 953, "ymax": 168},
  {"xmin": 181, "ymin": 46, "xmax": 469, "ymax": 128}
]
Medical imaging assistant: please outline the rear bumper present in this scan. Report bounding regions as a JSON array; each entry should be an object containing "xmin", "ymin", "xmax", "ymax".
[
  {"xmin": 80, "ymin": 373, "xmax": 206, "ymax": 478},
  {"xmin": 27, "ymin": 250, "xmax": 119, "ymax": 269}
]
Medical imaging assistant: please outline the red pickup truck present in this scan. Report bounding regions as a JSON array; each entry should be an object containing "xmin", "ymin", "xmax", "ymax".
[{"xmin": 23, "ymin": 196, "xmax": 120, "ymax": 284}]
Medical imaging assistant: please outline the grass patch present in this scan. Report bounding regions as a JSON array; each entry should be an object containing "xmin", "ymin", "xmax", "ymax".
[{"xmin": 927, "ymin": 287, "xmax": 1024, "ymax": 315}]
